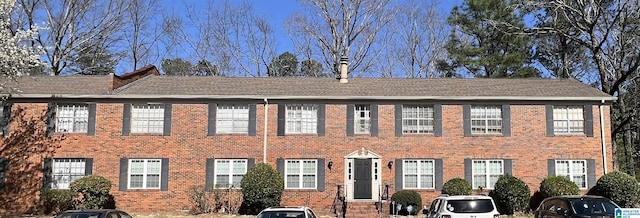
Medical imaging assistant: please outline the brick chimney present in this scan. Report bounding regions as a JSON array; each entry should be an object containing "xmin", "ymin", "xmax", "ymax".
[{"xmin": 339, "ymin": 56, "xmax": 348, "ymax": 84}]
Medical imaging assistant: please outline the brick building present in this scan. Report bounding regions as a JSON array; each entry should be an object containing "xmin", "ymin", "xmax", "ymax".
[{"xmin": 0, "ymin": 65, "xmax": 616, "ymax": 216}]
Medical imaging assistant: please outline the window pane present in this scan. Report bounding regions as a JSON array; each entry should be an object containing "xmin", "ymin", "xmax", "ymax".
[
  {"xmin": 56, "ymin": 104, "xmax": 89, "ymax": 133},
  {"xmin": 130, "ymin": 175, "xmax": 143, "ymax": 188},
  {"xmin": 287, "ymin": 175, "xmax": 300, "ymax": 188},
  {"xmin": 131, "ymin": 104, "xmax": 164, "ymax": 133},
  {"xmin": 421, "ymin": 175, "xmax": 434, "ymax": 188},
  {"xmin": 146, "ymin": 174, "xmax": 160, "ymax": 188},
  {"xmin": 302, "ymin": 175, "xmax": 315, "ymax": 188},
  {"xmin": 405, "ymin": 175, "xmax": 417, "ymax": 188}
]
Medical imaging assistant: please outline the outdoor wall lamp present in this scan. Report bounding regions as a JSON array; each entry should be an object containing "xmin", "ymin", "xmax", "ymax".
[
  {"xmin": 387, "ymin": 160, "xmax": 393, "ymax": 169},
  {"xmin": 327, "ymin": 159, "xmax": 333, "ymax": 171}
]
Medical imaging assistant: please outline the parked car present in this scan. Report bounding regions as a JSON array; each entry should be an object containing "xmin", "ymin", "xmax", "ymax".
[
  {"xmin": 534, "ymin": 195, "xmax": 620, "ymax": 218},
  {"xmin": 54, "ymin": 209, "xmax": 132, "ymax": 218},
  {"xmin": 425, "ymin": 195, "xmax": 501, "ymax": 218},
  {"xmin": 256, "ymin": 206, "xmax": 318, "ymax": 218}
]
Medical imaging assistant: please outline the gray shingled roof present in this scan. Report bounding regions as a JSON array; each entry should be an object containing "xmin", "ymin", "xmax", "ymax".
[{"xmin": 2, "ymin": 75, "xmax": 112, "ymax": 95}]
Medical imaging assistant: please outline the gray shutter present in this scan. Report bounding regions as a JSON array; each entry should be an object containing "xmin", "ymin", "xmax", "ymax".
[
  {"xmin": 0, "ymin": 158, "xmax": 6, "ymax": 190},
  {"xmin": 395, "ymin": 159, "xmax": 403, "ymax": 191},
  {"xmin": 163, "ymin": 104, "xmax": 172, "ymax": 136},
  {"xmin": 504, "ymin": 159, "xmax": 512, "ymax": 175},
  {"xmin": 464, "ymin": 159, "xmax": 472, "ymax": 184},
  {"xmin": 502, "ymin": 105, "xmax": 511, "ymax": 137},
  {"xmin": 207, "ymin": 103, "xmax": 217, "ymax": 136},
  {"xmin": 277, "ymin": 158, "xmax": 284, "ymax": 177},
  {"xmin": 247, "ymin": 158, "xmax": 255, "ymax": 169},
  {"xmin": 46, "ymin": 103, "xmax": 56, "ymax": 137},
  {"xmin": 395, "ymin": 104, "xmax": 403, "ymax": 137},
  {"xmin": 346, "ymin": 104, "xmax": 354, "ymax": 136},
  {"xmin": 122, "ymin": 104, "xmax": 131, "ymax": 136},
  {"xmin": 317, "ymin": 104, "xmax": 325, "ymax": 136},
  {"xmin": 1, "ymin": 104, "xmax": 11, "ymax": 135},
  {"xmin": 277, "ymin": 104, "xmax": 285, "ymax": 136},
  {"xmin": 463, "ymin": 105, "xmax": 471, "ymax": 137},
  {"xmin": 87, "ymin": 104, "xmax": 96, "ymax": 136},
  {"xmin": 161, "ymin": 158, "xmax": 169, "ymax": 191},
  {"xmin": 370, "ymin": 104, "xmax": 378, "ymax": 137},
  {"xmin": 317, "ymin": 158, "xmax": 325, "ymax": 191},
  {"xmin": 434, "ymin": 104, "xmax": 443, "ymax": 137},
  {"xmin": 249, "ymin": 104, "xmax": 257, "ymax": 136},
  {"xmin": 85, "ymin": 158, "xmax": 93, "ymax": 175},
  {"xmin": 584, "ymin": 105, "xmax": 594, "ymax": 137},
  {"xmin": 435, "ymin": 159, "xmax": 443, "ymax": 191},
  {"xmin": 119, "ymin": 158, "xmax": 129, "ymax": 191},
  {"xmin": 205, "ymin": 158, "xmax": 215, "ymax": 191},
  {"xmin": 548, "ymin": 159, "xmax": 555, "ymax": 176},
  {"xmin": 545, "ymin": 105, "xmax": 554, "ymax": 137},
  {"xmin": 43, "ymin": 158, "xmax": 52, "ymax": 189},
  {"xmin": 587, "ymin": 159, "xmax": 596, "ymax": 189}
]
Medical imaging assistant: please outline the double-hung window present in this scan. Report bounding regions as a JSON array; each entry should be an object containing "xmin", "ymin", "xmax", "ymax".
[
  {"xmin": 471, "ymin": 106, "xmax": 502, "ymax": 134},
  {"xmin": 553, "ymin": 106, "xmax": 584, "ymax": 134},
  {"xmin": 214, "ymin": 159, "xmax": 247, "ymax": 188},
  {"xmin": 286, "ymin": 104, "xmax": 317, "ymax": 134},
  {"xmin": 131, "ymin": 104, "xmax": 164, "ymax": 133},
  {"xmin": 555, "ymin": 160, "xmax": 587, "ymax": 189},
  {"xmin": 402, "ymin": 105, "xmax": 434, "ymax": 134},
  {"xmin": 56, "ymin": 104, "xmax": 89, "ymax": 133},
  {"xmin": 128, "ymin": 159, "xmax": 161, "ymax": 189},
  {"xmin": 403, "ymin": 159, "xmax": 435, "ymax": 189},
  {"xmin": 285, "ymin": 159, "xmax": 317, "ymax": 189},
  {"xmin": 51, "ymin": 159, "xmax": 87, "ymax": 189},
  {"xmin": 217, "ymin": 104, "xmax": 249, "ymax": 134},
  {"xmin": 354, "ymin": 105, "xmax": 371, "ymax": 134},
  {"xmin": 472, "ymin": 160, "xmax": 503, "ymax": 189}
]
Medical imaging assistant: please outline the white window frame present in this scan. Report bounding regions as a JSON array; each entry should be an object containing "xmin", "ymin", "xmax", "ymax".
[
  {"xmin": 471, "ymin": 105, "xmax": 502, "ymax": 134},
  {"xmin": 128, "ymin": 159, "xmax": 162, "ymax": 189},
  {"xmin": 402, "ymin": 105, "xmax": 434, "ymax": 134},
  {"xmin": 403, "ymin": 159, "xmax": 435, "ymax": 189},
  {"xmin": 354, "ymin": 104, "xmax": 371, "ymax": 134},
  {"xmin": 55, "ymin": 104, "xmax": 89, "ymax": 133},
  {"xmin": 284, "ymin": 159, "xmax": 317, "ymax": 189},
  {"xmin": 286, "ymin": 104, "xmax": 318, "ymax": 134},
  {"xmin": 555, "ymin": 160, "xmax": 587, "ymax": 189},
  {"xmin": 553, "ymin": 106, "xmax": 584, "ymax": 134},
  {"xmin": 472, "ymin": 159, "xmax": 503, "ymax": 189},
  {"xmin": 216, "ymin": 104, "xmax": 249, "ymax": 134},
  {"xmin": 131, "ymin": 104, "xmax": 164, "ymax": 134},
  {"xmin": 214, "ymin": 159, "xmax": 248, "ymax": 188},
  {"xmin": 51, "ymin": 158, "xmax": 87, "ymax": 189}
]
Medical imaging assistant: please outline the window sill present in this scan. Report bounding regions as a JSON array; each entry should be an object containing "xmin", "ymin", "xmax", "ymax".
[
  {"xmin": 212, "ymin": 133, "xmax": 250, "ymax": 136},
  {"xmin": 127, "ymin": 133, "xmax": 164, "ymax": 136},
  {"xmin": 552, "ymin": 133, "xmax": 586, "ymax": 137},
  {"xmin": 399, "ymin": 133, "xmax": 436, "ymax": 137},
  {"xmin": 468, "ymin": 134, "xmax": 505, "ymax": 137},
  {"xmin": 283, "ymin": 189, "xmax": 320, "ymax": 192},
  {"xmin": 123, "ymin": 188, "xmax": 162, "ymax": 192}
]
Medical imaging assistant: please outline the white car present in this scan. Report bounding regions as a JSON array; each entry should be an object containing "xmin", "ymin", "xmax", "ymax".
[
  {"xmin": 256, "ymin": 206, "xmax": 318, "ymax": 218},
  {"xmin": 425, "ymin": 195, "xmax": 501, "ymax": 218}
]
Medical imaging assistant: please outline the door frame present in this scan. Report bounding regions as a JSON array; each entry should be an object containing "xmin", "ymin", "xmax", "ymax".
[{"xmin": 344, "ymin": 147, "xmax": 381, "ymax": 202}]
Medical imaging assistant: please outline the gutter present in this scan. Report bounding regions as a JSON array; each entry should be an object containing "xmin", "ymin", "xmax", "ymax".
[
  {"xmin": 599, "ymin": 100, "xmax": 608, "ymax": 174},
  {"xmin": 263, "ymin": 98, "xmax": 268, "ymax": 163}
]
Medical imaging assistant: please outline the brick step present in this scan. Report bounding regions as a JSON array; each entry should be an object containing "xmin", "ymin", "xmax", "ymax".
[{"xmin": 342, "ymin": 202, "xmax": 387, "ymax": 218}]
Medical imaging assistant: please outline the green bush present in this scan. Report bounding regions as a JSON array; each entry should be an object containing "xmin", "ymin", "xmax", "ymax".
[
  {"xmin": 588, "ymin": 171, "xmax": 640, "ymax": 207},
  {"xmin": 490, "ymin": 174, "xmax": 530, "ymax": 215},
  {"xmin": 69, "ymin": 175, "xmax": 112, "ymax": 209},
  {"xmin": 442, "ymin": 178, "xmax": 472, "ymax": 196},
  {"xmin": 40, "ymin": 189, "xmax": 78, "ymax": 214},
  {"xmin": 240, "ymin": 163, "xmax": 284, "ymax": 214},
  {"xmin": 539, "ymin": 176, "xmax": 579, "ymax": 198},
  {"xmin": 390, "ymin": 190, "xmax": 422, "ymax": 216}
]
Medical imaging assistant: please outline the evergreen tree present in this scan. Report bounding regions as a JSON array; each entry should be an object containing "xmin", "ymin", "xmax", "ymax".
[
  {"xmin": 268, "ymin": 52, "xmax": 299, "ymax": 77},
  {"xmin": 161, "ymin": 58, "xmax": 194, "ymax": 76},
  {"xmin": 300, "ymin": 59, "xmax": 328, "ymax": 77},
  {"xmin": 69, "ymin": 42, "xmax": 117, "ymax": 75}
]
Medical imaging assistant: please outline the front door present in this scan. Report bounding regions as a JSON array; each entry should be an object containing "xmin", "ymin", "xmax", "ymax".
[{"xmin": 353, "ymin": 159, "xmax": 372, "ymax": 199}]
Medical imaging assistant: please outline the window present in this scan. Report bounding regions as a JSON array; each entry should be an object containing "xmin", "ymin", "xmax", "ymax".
[
  {"xmin": 217, "ymin": 104, "xmax": 249, "ymax": 134},
  {"xmin": 471, "ymin": 106, "xmax": 502, "ymax": 134},
  {"xmin": 285, "ymin": 159, "xmax": 317, "ymax": 189},
  {"xmin": 214, "ymin": 159, "xmax": 247, "ymax": 188},
  {"xmin": 286, "ymin": 104, "xmax": 317, "ymax": 134},
  {"xmin": 131, "ymin": 104, "xmax": 164, "ymax": 133},
  {"xmin": 402, "ymin": 105, "xmax": 434, "ymax": 134},
  {"xmin": 128, "ymin": 159, "xmax": 161, "ymax": 189},
  {"xmin": 52, "ymin": 159, "xmax": 87, "ymax": 189},
  {"xmin": 556, "ymin": 160, "xmax": 587, "ymax": 189},
  {"xmin": 55, "ymin": 104, "xmax": 89, "ymax": 133},
  {"xmin": 403, "ymin": 159, "xmax": 435, "ymax": 189},
  {"xmin": 472, "ymin": 160, "xmax": 503, "ymax": 189},
  {"xmin": 354, "ymin": 105, "xmax": 371, "ymax": 134},
  {"xmin": 553, "ymin": 106, "xmax": 584, "ymax": 134}
]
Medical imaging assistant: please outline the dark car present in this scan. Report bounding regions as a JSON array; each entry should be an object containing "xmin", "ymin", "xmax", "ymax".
[
  {"xmin": 54, "ymin": 209, "xmax": 133, "ymax": 218},
  {"xmin": 534, "ymin": 195, "xmax": 620, "ymax": 218}
]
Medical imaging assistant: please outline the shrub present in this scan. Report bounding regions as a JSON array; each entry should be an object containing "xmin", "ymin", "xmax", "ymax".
[
  {"xmin": 69, "ymin": 175, "xmax": 112, "ymax": 209},
  {"xmin": 539, "ymin": 176, "xmax": 579, "ymax": 198},
  {"xmin": 390, "ymin": 190, "xmax": 422, "ymax": 215},
  {"xmin": 490, "ymin": 174, "xmax": 530, "ymax": 215},
  {"xmin": 240, "ymin": 163, "xmax": 284, "ymax": 214},
  {"xmin": 40, "ymin": 189, "xmax": 78, "ymax": 214},
  {"xmin": 442, "ymin": 178, "xmax": 472, "ymax": 195},
  {"xmin": 588, "ymin": 171, "xmax": 640, "ymax": 207},
  {"xmin": 188, "ymin": 185, "xmax": 214, "ymax": 214}
]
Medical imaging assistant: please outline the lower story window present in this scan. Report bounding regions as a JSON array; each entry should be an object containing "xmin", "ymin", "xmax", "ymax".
[
  {"xmin": 52, "ymin": 159, "xmax": 87, "ymax": 189},
  {"xmin": 403, "ymin": 159, "xmax": 435, "ymax": 189},
  {"xmin": 285, "ymin": 159, "xmax": 317, "ymax": 189},
  {"xmin": 472, "ymin": 159, "xmax": 503, "ymax": 189},
  {"xmin": 215, "ymin": 159, "xmax": 247, "ymax": 188},
  {"xmin": 556, "ymin": 160, "xmax": 587, "ymax": 189},
  {"xmin": 128, "ymin": 159, "xmax": 161, "ymax": 189}
]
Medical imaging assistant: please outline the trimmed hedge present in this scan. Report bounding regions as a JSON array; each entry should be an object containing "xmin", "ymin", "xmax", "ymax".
[
  {"xmin": 539, "ymin": 176, "xmax": 579, "ymax": 198},
  {"xmin": 240, "ymin": 163, "xmax": 284, "ymax": 214},
  {"xmin": 390, "ymin": 190, "xmax": 422, "ymax": 216},
  {"xmin": 442, "ymin": 178, "xmax": 472, "ymax": 196},
  {"xmin": 490, "ymin": 174, "xmax": 530, "ymax": 215},
  {"xmin": 70, "ymin": 175, "xmax": 113, "ymax": 209},
  {"xmin": 40, "ymin": 189, "xmax": 77, "ymax": 214},
  {"xmin": 588, "ymin": 171, "xmax": 640, "ymax": 207}
]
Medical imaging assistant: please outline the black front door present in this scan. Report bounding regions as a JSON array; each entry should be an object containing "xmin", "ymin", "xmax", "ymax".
[{"xmin": 354, "ymin": 159, "xmax": 372, "ymax": 199}]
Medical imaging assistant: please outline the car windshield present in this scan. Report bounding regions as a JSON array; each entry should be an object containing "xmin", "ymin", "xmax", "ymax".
[
  {"xmin": 55, "ymin": 212, "xmax": 102, "ymax": 218},
  {"xmin": 257, "ymin": 211, "xmax": 305, "ymax": 218},
  {"xmin": 445, "ymin": 199, "xmax": 495, "ymax": 213},
  {"xmin": 569, "ymin": 198, "xmax": 619, "ymax": 216}
]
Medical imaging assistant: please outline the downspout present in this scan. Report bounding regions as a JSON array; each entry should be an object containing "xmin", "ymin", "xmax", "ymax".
[
  {"xmin": 263, "ymin": 98, "xmax": 269, "ymax": 163},
  {"xmin": 599, "ymin": 100, "xmax": 607, "ymax": 174}
]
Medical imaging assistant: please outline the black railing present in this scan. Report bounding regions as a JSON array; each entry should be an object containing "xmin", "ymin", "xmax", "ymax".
[{"xmin": 332, "ymin": 185, "xmax": 347, "ymax": 218}]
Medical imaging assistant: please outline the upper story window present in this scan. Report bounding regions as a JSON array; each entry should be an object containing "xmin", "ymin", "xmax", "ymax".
[
  {"xmin": 285, "ymin": 159, "xmax": 317, "ymax": 189},
  {"xmin": 131, "ymin": 104, "xmax": 164, "ymax": 134},
  {"xmin": 553, "ymin": 106, "xmax": 584, "ymax": 134},
  {"xmin": 217, "ymin": 104, "xmax": 249, "ymax": 134},
  {"xmin": 55, "ymin": 104, "xmax": 89, "ymax": 133},
  {"xmin": 51, "ymin": 158, "xmax": 88, "ymax": 189},
  {"xmin": 402, "ymin": 105, "xmax": 434, "ymax": 134},
  {"xmin": 214, "ymin": 159, "xmax": 247, "ymax": 188},
  {"xmin": 555, "ymin": 160, "xmax": 587, "ymax": 189},
  {"xmin": 471, "ymin": 106, "xmax": 502, "ymax": 134},
  {"xmin": 128, "ymin": 159, "xmax": 161, "ymax": 189},
  {"xmin": 354, "ymin": 104, "xmax": 371, "ymax": 134},
  {"xmin": 403, "ymin": 159, "xmax": 435, "ymax": 189},
  {"xmin": 286, "ymin": 104, "xmax": 317, "ymax": 134},
  {"xmin": 472, "ymin": 159, "xmax": 503, "ymax": 189}
]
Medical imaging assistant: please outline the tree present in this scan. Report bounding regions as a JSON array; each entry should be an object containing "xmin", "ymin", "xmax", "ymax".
[
  {"xmin": 161, "ymin": 58, "xmax": 193, "ymax": 76},
  {"xmin": 68, "ymin": 42, "xmax": 117, "ymax": 75},
  {"xmin": 439, "ymin": 0, "xmax": 540, "ymax": 78},
  {"xmin": 300, "ymin": 59, "xmax": 327, "ymax": 77},
  {"xmin": 123, "ymin": 0, "xmax": 163, "ymax": 71},
  {"xmin": 268, "ymin": 52, "xmax": 299, "ymax": 77}
]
